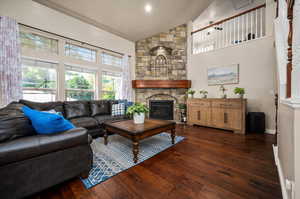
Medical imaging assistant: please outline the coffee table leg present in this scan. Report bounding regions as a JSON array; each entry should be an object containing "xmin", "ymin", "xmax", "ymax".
[
  {"xmin": 171, "ymin": 129, "xmax": 176, "ymax": 144},
  {"xmin": 104, "ymin": 129, "xmax": 108, "ymax": 145},
  {"xmin": 132, "ymin": 140, "xmax": 139, "ymax": 163}
]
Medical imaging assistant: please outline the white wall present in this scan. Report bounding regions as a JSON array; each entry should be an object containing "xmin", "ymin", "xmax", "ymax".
[
  {"xmin": 188, "ymin": 0, "xmax": 277, "ymax": 131},
  {"xmin": 188, "ymin": 37, "xmax": 277, "ymax": 130},
  {"xmin": 0, "ymin": 0, "xmax": 134, "ymax": 56}
]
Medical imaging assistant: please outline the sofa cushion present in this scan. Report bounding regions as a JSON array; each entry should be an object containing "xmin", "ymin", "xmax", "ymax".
[
  {"xmin": 64, "ymin": 101, "xmax": 90, "ymax": 119},
  {"xmin": 19, "ymin": 99, "xmax": 64, "ymax": 114},
  {"xmin": 0, "ymin": 127, "xmax": 88, "ymax": 166},
  {"xmin": 90, "ymin": 100, "xmax": 111, "ymax": 116},
  {"xmin": 93, "ymin": 115, "xmax": 113, "ymax": 125},
  {"xmin": 0, "ymin": 102, "xmax": 36, "ymax": 143},
  {"xmin": 70, "ymin": 117, "xmax": 99, "ymax": 129}
]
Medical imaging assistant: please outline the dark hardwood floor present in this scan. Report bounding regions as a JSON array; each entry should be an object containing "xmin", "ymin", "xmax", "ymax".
[{"xmin": 29, "ymin": 125, "xmax": 282, "ymax": 199}]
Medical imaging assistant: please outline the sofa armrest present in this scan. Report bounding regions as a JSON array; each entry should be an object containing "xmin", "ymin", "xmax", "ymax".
[{"xmin": 0, "ymin": 127, "xmax": 89, "ymax": 166}]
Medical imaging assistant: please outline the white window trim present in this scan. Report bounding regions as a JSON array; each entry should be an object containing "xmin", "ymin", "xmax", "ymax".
[
  {"xmin": 101, "ymin": 69, "xmax": 122, "ymax": 99},
  {"xmin": 20, "ymin": 25, "xmax": 127, "ymax": 102}
]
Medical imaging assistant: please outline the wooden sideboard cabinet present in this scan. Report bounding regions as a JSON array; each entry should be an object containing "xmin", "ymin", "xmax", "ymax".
[{"xmin": 187, "ymin": 98, "xmax": 247, "ymax": 134}]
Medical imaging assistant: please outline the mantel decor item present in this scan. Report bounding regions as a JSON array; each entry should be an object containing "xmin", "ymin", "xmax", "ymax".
[
  {"xmin": 207, "ymin": 64, "xmax": 239, "ymax": 85},
  {"xmin": 234, "ymin": 87, "xmax": 245, "ymax": 98},
  {"xmin": 126, "ymin": 103, "xmax": 149, "ymax": 124},
  {"xmin": 187, "ymin": 89, "xmax": 196, "ymax": 98},
  {"xmin": 219, "ymin": 85, "xmax": 227, "ymax": 98},
  {"xmin": 199, "ymin": 90, "xmax": 208, "ymax": 98}
]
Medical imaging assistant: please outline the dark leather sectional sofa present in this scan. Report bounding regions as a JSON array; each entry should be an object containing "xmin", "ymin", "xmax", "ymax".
[{"xmin": 0, "ymin": 99, "xmax": 129, "ymax": 199}]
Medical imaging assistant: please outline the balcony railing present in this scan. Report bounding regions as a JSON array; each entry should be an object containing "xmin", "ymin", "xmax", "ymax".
[{"xmin": 192, "ymin": 4, "xmax": 266, "ymax": 54}]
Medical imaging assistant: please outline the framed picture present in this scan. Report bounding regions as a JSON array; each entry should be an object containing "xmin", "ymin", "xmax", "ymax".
[{"xmin": 207, "ymin": 64, "xmax": 239, "ymax": 85}]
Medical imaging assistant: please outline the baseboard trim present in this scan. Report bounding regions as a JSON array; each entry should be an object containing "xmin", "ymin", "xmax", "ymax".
[
  {"xmin": 273, "ymin": 145, "xmax": 289, "ymax": 199},
  {"xmin": 266, "ymin": 129, "xmax": 276, "ymax": 134}
]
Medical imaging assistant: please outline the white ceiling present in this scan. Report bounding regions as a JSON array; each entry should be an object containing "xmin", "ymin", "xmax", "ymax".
[{"xmin": 34, "ymin": 0, "xmax": 213, "ymax": 41}]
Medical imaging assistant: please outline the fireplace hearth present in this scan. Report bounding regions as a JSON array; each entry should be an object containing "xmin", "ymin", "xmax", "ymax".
[{"xmin": 149, "ymin": 100, "xmax": 174, "ymax": 120}]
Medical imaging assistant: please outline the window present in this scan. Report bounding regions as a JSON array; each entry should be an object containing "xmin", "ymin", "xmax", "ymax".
[
  {"xmin": 101, "ymin": 52, "xmax": 122, "ymax": 67},
  {"xmin": 101, "ymin": 71, "xmax": 122, "ymax": 100},
  {"xmin": 20, "ymin": 32, "xmax": 58, "ymax": 54},
  {"xmin": 65, "ymin": 65, "xmax": 96, "ymax": 101},
  {"xmin": 65, "ymin": 43, "xmax": 96, "ymax": 62},
  {"xmin": 22, "ymin": 58, "xmax": 57, "ymax": 102}
]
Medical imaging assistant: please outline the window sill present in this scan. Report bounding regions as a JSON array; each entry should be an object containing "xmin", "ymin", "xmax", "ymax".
[{"xmin": 280, "ymin": 98, "xmax": 300, "ymax": 109}]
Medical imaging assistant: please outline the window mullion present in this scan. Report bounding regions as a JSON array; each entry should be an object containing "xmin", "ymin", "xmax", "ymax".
[{"xmin": 58, "ymin": 39, "xmax": 66, "ymax": 101}]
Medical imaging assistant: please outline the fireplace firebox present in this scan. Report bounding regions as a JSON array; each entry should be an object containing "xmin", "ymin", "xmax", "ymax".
[{"xmin": 149, "ymin": 100, "xmax": 174, "ymax": 120}]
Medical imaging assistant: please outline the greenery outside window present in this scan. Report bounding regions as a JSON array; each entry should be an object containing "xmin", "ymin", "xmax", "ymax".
[
  {"xmin": 101, "ymin": 52, "xmax": 122, "ymax": 67},
  {"xmin": 65, "ymin": 65, "xmax": 96, "ymax": 101},
  {"xmin": 20, "ymin": 32, "xmax": 58, "ymax": 54},
  {"xmin": 65, "ymin": 43, "xmax": 96, "ymax": 62},
  {"xmin": 101, "ymin": 71, "xmax": 122, "ymax": 100},
  {"xmin": 22, "ymin": 58, "xmax": 57, "ymax": 102}
]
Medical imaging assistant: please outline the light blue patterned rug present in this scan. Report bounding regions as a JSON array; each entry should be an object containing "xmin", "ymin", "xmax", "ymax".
[{"xmin": 81, "ymin": 132, "xmax": 185, "ymax": 189}]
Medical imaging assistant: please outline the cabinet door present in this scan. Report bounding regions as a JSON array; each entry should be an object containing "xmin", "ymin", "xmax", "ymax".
[
  {"xmin": 188, "ymin": 105, "xmax": 198, "ymax": 124},
  {"xmin": 211, "ymin": 108, "xmax": 225, "ymax": 128},
  {"xmin": 188, "ymin": 106, "xmax": 210, "ymax": 126},
  {"xmin": 224, "ymin": 109, "xmax": 242, "ymax": 130}
]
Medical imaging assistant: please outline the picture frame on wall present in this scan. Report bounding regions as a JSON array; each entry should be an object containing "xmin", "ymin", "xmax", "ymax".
[{"xmin": 207, "ymin": 64, "xmax": 239, "ymax": 86}]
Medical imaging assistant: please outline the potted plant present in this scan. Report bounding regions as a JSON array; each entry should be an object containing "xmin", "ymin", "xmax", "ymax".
[
  {"xmin": 126, "ymin": 103, "xmax": 149, "ymax": 124},
  {"xmin": 234, "ymin": 87, "xmax": 245, "ymax": 98},
  {"xmin": 199, "ymin": 90, "xmax": 208, "ymax": 98},
  {"xmin": 187, "ymin": 89, "xmax": 196, "ymax": 98}
]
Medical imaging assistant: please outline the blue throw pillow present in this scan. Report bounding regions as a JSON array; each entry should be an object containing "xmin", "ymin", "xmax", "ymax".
[{"xmin": 22, "ymin": 106, "xmax": 75, "ymax": 134}]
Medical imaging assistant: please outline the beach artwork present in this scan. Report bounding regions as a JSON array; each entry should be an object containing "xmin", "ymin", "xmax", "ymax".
[{"xmin": 207, "ymin": 64, "xmax": 239, "ymax": 85}]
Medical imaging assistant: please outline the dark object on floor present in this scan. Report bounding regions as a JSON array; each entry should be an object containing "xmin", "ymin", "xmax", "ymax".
[{"xmin": 247, "ymin": 112, "xmax": 265, "ymax": 133}]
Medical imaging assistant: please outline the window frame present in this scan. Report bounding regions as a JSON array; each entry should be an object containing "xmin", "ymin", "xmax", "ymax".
[
  {"xmin": 64, "ymin": 42, "xmax": 97, "ymax": 62},
  {"xmin": 101, "ymin": 52, "xmax": 123, "ymax": 68},
  {"xmin": 64, "ymin": 65, "xmax": 97, "ymax": 101},
  {"xmin": 19, "ymin": 25, "xmax": 128, "ymax": 102},
  {"xmin": 20, "ymin": 31, "xmax": 59, "ymax": 54},
  {"xmin": 101, "ymin": 70, "xmax": 122, "ymax": 100},
  {"xmin": 21, "ymin": 57, "xmax": 59, "ymax": 102}
]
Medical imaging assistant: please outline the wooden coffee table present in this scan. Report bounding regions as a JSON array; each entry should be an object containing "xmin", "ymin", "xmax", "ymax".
[{"xmin": 103, "ymin": 119, "xmax": 176, "ymax": 163}]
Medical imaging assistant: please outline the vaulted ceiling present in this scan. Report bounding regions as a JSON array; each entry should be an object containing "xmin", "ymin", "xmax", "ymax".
[{"xmin": 34, "ymin": 0, "xmax": 213, "ymax": 41}]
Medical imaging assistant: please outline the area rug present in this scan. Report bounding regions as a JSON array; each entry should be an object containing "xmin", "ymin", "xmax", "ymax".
[{"xmin": 81, "ymin": 132, "xmax": 185, "ymax": 189}]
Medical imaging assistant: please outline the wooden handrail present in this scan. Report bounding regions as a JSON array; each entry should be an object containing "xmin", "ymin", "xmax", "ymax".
[
  {"xmin": 191, "ymin": 4, "xmax": 266, "ymax": 35},
  {"xmin": 286, "ymin": 0, "xmax": 295, "ymax": 98}
]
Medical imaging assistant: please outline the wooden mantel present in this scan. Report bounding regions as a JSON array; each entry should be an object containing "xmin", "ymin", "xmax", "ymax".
[{"xmin": 132, "ymin": 80, "xmax": 191, "ymax": 89}]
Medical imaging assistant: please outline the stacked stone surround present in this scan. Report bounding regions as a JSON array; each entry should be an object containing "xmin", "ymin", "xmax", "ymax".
[{"xmin": 135, "ymin": 24, "xmax": 188, "ymax": 121}]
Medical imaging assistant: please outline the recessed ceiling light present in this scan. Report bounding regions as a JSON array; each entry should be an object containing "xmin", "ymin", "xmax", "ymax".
[{"xmin": 145, "ymin": 4, "xmax": 152, "ymax": 13}]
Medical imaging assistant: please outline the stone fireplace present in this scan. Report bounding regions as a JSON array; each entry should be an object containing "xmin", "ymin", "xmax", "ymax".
[{"xmin": 134, "ymin": 24, "xmax": 188, "ymax": 122}]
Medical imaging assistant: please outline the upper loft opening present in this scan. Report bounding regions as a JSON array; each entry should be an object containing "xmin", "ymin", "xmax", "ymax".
[{"xmin": 192, "ymin": 0, "xmax": 267, "ymax": 54}]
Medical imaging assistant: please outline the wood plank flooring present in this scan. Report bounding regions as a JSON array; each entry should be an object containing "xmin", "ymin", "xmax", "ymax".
[{"xmin": 29, "ymin": 125, "xmax": 282, "ymax": 199}]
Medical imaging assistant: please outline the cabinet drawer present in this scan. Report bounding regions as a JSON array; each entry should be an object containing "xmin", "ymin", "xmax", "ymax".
[
  {"xmin": 212, "ymin": 101, "xmax": 241, "ymax": 109},
  {"xmin": 187, "ymin": 100, "xmax": 210, "ymax": 108}
]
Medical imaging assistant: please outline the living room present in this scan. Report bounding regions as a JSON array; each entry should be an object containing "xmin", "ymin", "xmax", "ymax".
[{"xmin": 0, "ymin": 0, "xmax": 299, "ymax": 199}]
